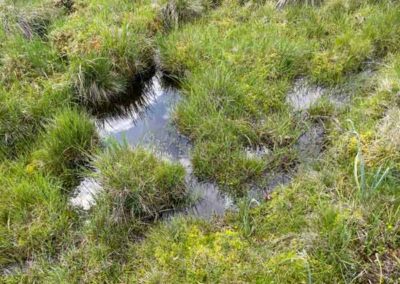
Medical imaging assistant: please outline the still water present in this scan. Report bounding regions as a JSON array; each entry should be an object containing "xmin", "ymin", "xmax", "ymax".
[{"xmin": 72, "ymin": 73, "xmax": 232, "ymax": 218}]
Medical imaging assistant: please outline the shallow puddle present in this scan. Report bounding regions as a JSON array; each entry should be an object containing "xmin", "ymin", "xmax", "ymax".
[
  {"xmin": 286, "ymin": 79, "xmax": 329, "ymax": 164},
  {"xmin": 248, "ymin": 172, "xmax": 292, "ymax": 202},
  {"xmin": 286, "ymin": 79, "xmax": 324, "ymax": 111},
  {"xmin": 70, "ymin": 178, "xmax": 101, "ymax": 210},
  {"xmin": 96, "ymin": 74, "xmax": 190, "ymax": 159},
  {"xmin": 72, "ymin": 72, "xmax": 232, "ymax": 218},
  {"xmin": 296, "ymin": 122, "xmax": 325, "ymax": 163},
  {"xmin": 286, "ymin": 78, "xmax": 354, "ymax": 111},
  {"xmin": 178, "ymin": 157, "xmax": 233, "ymax": 218}
]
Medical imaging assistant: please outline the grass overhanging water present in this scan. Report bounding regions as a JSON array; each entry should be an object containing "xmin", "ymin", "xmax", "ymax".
[{"xmin": 1, "ymin": 0, "xmax": 400, "ymax": 282}]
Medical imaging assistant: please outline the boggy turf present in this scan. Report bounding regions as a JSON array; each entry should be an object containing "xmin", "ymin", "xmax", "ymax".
[{"xmin": 1, "ymin": 0, "xmax": 400, "ymax": 282}]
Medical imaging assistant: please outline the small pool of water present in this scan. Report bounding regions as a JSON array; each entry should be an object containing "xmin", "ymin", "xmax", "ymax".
[
  {"xmin": 72, "ymin": 72, "xmax": 232, "ymax": 218},
  {"xmin": 97, "ymin": 74, "xmax": 190, "ymax": 159},
  {"xmin": 286, "ymin": 79, "xmax": 324, "ymax": 111}
]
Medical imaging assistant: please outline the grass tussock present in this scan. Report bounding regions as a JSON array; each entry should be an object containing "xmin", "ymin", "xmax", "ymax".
[
  {"xmin": 0, "ymin": 2, "xmax": 65, "ymax": 40},
  {"xmin": 1, "ymin": 0, "xmax": 400, "ymax": 282},
  {"xmin": 159, "ymin": 0, "xmax": 218, "ymax": 31},
  {"xmin": 71, "ymin": 57, "xmax": 128, "ymax": 109},
  {"xmin": 94, "ymin": 142, "xmax": 187, "ymax": 223},
  {"xmin": 31, "ymin": 109, "xmax": 98, "ymax": 189},
  {"xmin": 49, "ymin": 1, "xmax": 156, "ymax": 107},
  {"xmin": 0, "ymin": 76, "xmax": 72, "ymax": 159}
]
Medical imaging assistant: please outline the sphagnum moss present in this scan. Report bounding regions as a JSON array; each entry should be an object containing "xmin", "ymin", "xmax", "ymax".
[{"xmin": 1, "ymin": 0, "xmax": 400, "ymax": 283}]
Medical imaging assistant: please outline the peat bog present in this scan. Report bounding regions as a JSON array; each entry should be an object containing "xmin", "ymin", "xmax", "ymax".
[{"xmin": 2, "ymin": 0, "xmax": 400, "ymax": 282}]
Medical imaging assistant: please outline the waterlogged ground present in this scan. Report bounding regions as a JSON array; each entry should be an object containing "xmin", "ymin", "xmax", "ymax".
[
  {"xmin": 72, "ymin": 73, "xmax": 333, "ymax": 217},
  {"xmin": 72, "ymin": 73, "xmax": 233, "ymax": 218},
  {"xmin": 97, "ymin": 73, "xmax": 188, "ymax": 158},
  {"xmin": 2, "ymin": 0, "xmax": 400, "ymax": 282}
]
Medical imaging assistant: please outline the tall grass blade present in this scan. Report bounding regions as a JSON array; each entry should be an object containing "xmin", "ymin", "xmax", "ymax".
[{"xmin": 371, "ymin": 166, "xmax": 390, "ymax": 191}]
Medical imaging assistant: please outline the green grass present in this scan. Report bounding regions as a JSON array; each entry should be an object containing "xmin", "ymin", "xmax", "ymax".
[
  {"xmin": 0, "ymin": 0, "xmax": 67, "ymax": 86},
  {"xmin": 1, "ymin": 143, "xmax": 189, "ymax": 283},
  {"xmin": 158, "ymin": 0, "xmax": 220, "ymax": 31},
  {"xmin": 158, "ymin": 0, "xmax": 400, "ymax": 192},
  {"xmin": 1, "ymin": 0, "xmax": 400, "ymax": 282},
  {"xmin": 50, "ymin": 0, "xmax": 157, "ymax": 107},
  {"xmin": 0, "ymin": 35, "xmax": 64, "ymax": 87},
  {"xmin": 0, "ymin": 161, "xmax": 76, "ymax": 267},
  {"xmin": 0, "ymin": 75, "xmax": 73, "ymax": 159},
  {"xmin": 0, "ymin": 0, "xmax": 71, "ymax": 159},
  {"xmin": 159, "ymin": 2, "xmax": 311, "ymax": 190},
  {"xmin": 94, "ymin": 141, "xmax": 187, "ymax": 222},
  {"xmin": 31, "ymin": 108, "xmax": 98, "ymax": 189}
]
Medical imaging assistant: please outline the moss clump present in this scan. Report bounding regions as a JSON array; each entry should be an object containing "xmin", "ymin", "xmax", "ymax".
[{"xmin": 121, "ymin": 217, "xmax": 318, "ymax": 283}]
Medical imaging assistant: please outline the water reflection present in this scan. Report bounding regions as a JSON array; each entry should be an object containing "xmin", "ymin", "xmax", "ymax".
[
  {"xmin": 97, "ymin": 73, "xmax": 190, "ymax": 159},
  {"xmin": 72, "ymin": 72, "xmax": 232, "ymax": 219}
]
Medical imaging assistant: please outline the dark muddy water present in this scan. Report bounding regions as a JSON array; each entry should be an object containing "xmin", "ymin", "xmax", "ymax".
[{"xmin": 72, "ymin": 72, "xmax": 232, "ymax": 218}]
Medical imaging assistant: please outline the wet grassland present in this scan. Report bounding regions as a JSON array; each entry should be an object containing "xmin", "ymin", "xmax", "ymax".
[{"xmin": 1, "ymin": 0, "xmax": 400, "ymax": 282}]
